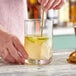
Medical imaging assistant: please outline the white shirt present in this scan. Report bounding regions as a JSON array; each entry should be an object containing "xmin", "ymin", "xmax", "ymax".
[{"xmin": 0, "ymin": 0, "xmax": 28, "ymax": 44}]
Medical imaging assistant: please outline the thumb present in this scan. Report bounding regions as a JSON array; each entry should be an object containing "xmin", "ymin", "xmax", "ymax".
[{"xmin": 38, "ymin": 0, "xmax": 42, "ymax": 3}]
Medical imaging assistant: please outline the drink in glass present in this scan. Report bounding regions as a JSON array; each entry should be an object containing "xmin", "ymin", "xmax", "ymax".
[{"xmin": 24, "ymin": 19, "xmax": 53, "ymax": 65}]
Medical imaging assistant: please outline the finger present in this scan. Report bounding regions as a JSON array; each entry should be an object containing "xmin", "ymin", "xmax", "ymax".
[
  {"xmin": 4, "ymin": 48, "xmax": 16, "ymax": 63},
  {"xmin": 41, "ymin": 0, "xmax": 48, "ymax": 7},
  {"xmin": 43, "ymin": 0, "xmax": 56, "ymax": 11},
  {"xmin": 38, "ymin": 0, "xmax": 49, "ymax": 6},
  {"xmin": 12, "ymin": 36, "xmax": 28, "ymax": 59},
  {"xmin": 43, "ymin": 0, "xmax": 50, "ymax": 7},
  {"xmin": 8, "ymin": 43, "xmax": 25, "ymax": 64},
  {"xmin": 38, "ymin": 0, "xmax": 42, "ymax": 3},
  {"xmin": 53, "ymin": 0, "xmax": 64, "ymax": 9},
  {"xmin": 49, "ymin": 0, "xmax": 59, "ymax": 9},
  {"xmin": 1, "ymin": 48, "xmax": 8, "ymax": 59},
  {"xmin": 4, "ymin": 54, "xmax": 15, "ymax": 63},
  {"xmin": 38, "ymin": 0, "xmax": 49, "ymax": 10},
  {"xmin": 1, "ymin": 48, "xmax": 15, "ymax": 63}
]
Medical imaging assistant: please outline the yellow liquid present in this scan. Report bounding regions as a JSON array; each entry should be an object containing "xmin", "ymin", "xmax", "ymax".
[{"xmin": 24, "ymin": 35, "xmax": 52, "ymax": 60}]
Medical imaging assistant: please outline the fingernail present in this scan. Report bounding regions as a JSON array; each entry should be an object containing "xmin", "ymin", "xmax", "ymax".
[
  {"xmin": 24, "ymin": 53, "xmax": 29, "ymax": 59},
  {"xmin": 21, "ymin": 58, "xmax": 25, "ymax": 64}
]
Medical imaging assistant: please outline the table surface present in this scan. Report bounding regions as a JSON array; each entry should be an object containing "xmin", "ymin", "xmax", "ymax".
[{"xmin": 0, "ymin": 49, "xmax": 76, "ymax": 76}]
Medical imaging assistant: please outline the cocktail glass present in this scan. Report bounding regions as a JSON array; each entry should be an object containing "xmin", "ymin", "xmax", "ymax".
[{"xmin": 24, "ymin": 19, "xmax": 53, "ymax": 65}]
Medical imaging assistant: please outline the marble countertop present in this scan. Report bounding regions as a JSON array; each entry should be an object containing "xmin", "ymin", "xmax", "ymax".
[{"xmin": 0, "ymin": 49, "xmax": 76, "ymax": 76}]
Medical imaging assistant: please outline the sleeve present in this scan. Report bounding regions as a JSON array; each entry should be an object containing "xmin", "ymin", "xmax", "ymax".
[
  {"xmin": 23, "ymin": 0, "xmax": 28, "ymax": 19},
  {"xmin": 0, "ymin": 0, "xmax": 27, "ymax": 44},
  {"xmin": 0, "ymin": 0, "xmax": 10, "ymax": 32}
]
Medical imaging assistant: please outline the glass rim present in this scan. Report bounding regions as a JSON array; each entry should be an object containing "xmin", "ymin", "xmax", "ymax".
[{"xmin": 24, "ymin": 19, "xmax": 53, "ymax": 21}]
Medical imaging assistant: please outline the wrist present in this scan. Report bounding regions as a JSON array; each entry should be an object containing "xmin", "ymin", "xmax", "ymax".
[
  {"xmin": 0, "ymin": 27, "xmax": 11, "ymax": 42},
  {"xmin": 0, "ymin": 24, "xmax": 7, "ymax": 32}
]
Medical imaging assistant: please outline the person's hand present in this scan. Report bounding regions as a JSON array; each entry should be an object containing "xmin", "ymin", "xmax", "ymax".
[
  {"xmin": 0, "ymin": 29, "xmax": 28, "ymax": 64},
  {"xmin": 38, "ymin": 0, "xmax": 64, "ymax": 11}
]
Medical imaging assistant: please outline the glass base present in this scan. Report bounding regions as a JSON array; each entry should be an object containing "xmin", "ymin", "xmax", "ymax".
[{"xmin": 25, "ymin": 57, "xmax": 52, "ymax": 65}]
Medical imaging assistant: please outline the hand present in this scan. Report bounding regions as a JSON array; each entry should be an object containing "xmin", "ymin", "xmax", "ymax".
[
  {"xmin": 38, "ymin": 0, "xmax": 64, "ymax": 11},
  {"xmin": 0, "ymin": 29, "xmax": 28, "ymax": 64}
]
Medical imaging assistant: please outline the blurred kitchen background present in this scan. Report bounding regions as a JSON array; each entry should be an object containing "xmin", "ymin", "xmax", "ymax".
[{"xmin": 26, "ymin": 0, "xmax": 76, "ymax": 50}]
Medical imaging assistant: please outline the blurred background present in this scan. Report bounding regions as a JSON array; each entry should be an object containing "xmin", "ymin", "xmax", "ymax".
[{"xmin": 26, "ymin": 0, "xmax": 76, "ymax": 50}]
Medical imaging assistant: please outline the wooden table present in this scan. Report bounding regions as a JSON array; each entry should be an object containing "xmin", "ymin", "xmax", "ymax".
[{"xmin": 0, "ymin": 49, "xmax": 76, "ymax": 76}]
